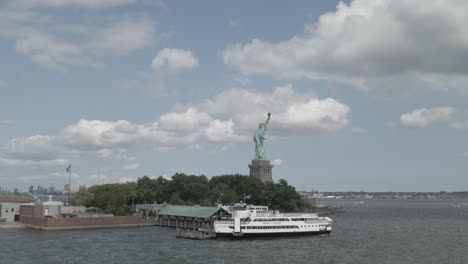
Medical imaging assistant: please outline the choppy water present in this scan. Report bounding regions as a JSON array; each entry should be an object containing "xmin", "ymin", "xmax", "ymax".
[{"xmin": 1, "ymin": 199, "xmax": 467, "ymax": 264}]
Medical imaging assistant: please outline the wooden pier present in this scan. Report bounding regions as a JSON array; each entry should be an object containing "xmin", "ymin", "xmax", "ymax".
[{"xmin": 176, "ymin": 227, "xmax": 216, "ymax": 239}]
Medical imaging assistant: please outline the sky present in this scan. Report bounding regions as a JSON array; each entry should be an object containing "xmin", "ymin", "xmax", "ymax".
[{"xmin": 0, "ymin": 0, "xmax": 467, "ymax": 192}]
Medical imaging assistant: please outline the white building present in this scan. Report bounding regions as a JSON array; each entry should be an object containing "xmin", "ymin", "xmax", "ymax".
[{"xmin": 0, "ymin": 203, "xmax": 22, "ymax": 222}]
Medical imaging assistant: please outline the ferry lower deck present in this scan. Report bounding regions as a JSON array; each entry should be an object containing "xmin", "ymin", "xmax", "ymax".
[{"xmin": 216, "ymin": 230, "xmax": 332, "ymax": 239}]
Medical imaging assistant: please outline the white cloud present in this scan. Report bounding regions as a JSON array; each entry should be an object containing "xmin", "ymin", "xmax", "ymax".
[
  {"xmin": 9, "ymin": 0, "xmax": 137, "ymax": 9},
  {"xmin": 158, "ymin": 108, "xmax": 211, "ymax": 132},
  {"xmin": 87, "ymin": 17, "xmax": 155, "ymax": 55},
  {"xmin": 351, "ymin": 127, "xmax": 366, "ymax": 133},
  {"xmin": 51, "ymin": 172, "xmax": 80, "ymax": 181},
  {"xmin": 188, "ymin": 144, "xmax": 201, "ymax": 151},
  {"xmin": 123, "ymin": 163, "xmax": 140, "ymax": 171},
  {"xmin": 0, "ymin": 4, "xmax": 156, "ymax": 69},
  {"xmin": 0, "ymin": 157, "xmax": 68, "ymax": 167},
  {"xmin": 219, "ymin": 143, "xmax": 233, "ymax": 152},
  {"xmin": 15, "ymin": 30, "xmax": 85, "ymax": 69},
  {"xmin": 0, "ymin": 85, "xmax": 349, "ymax": 185},
  {"xmin": 151, "ymin": 48, "xmax": 199, "ymax": 73},
  {"xmin": 61, "ymin": 85, "xmax": 349, "ymax": 148},
  {"xmin": 271, "ymin": 159, "xmax": 283, "ymax": 166},
  {"xmin": 222, "ymin": 0, "xmax": 468, "ymax": 96},
  {"xmin": 0, "ymin": 119, "xmax": 14, "ymax": 125},
  {"xmin": 0, "ymin": 135, "xmax": 70, "ymax": 172},
  {"xmin": 201, "ymin": 84, "xmax": 349, "ymax": 137},
  {"xmin": 204, "ymin": 119, "xmax": 248, "ymax": 142},
  {"xmin": 400, "ymin": 107, "xmax": 468, "ymax": 129},
  {"xmin": 62, "ymin": 119, "xmax": 141, "ymax": 149},
  {"xmin": 61, "ymin": 114, "xmax": 206, "ymax": 150},
  {"xmin": 3, "ymin": 135, "xmax": 59, "ymax": 160},
  {"xmin": 96, "ymin": 148, "xmax": 135, "ymax": 162}
]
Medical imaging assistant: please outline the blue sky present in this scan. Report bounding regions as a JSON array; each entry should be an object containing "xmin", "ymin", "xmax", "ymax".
[{"xmin": 1, "ymin": 0, "xmax": 467, "ymax": 192}]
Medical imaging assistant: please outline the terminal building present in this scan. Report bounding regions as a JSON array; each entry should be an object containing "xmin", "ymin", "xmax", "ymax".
[
  {"xmin": 0, "ymin": 203, "xmax": 21, "ymax": 222},
  {"xmin": 156, "ymin": 205, "xmax": 230, "ymax": 239}
]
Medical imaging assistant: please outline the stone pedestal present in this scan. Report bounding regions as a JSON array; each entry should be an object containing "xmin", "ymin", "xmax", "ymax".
[{"xmin": 249, "ymin": 160, "xmax": 273, "ymax": 183}]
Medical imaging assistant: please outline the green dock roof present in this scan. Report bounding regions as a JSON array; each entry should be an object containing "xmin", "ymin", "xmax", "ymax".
[{"xmin": 158, "ymin": 205, "xmax": 224, "ymax": 218}]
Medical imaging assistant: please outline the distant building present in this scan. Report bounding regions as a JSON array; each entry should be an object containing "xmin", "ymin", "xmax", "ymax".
[
  {"xmin": 63, "ymin": 184, "xmax": 70, "ymax": 194},
  {"xmin": 0, "ymin": 203, "xmax": 22, "ymax": 222},
  {"xmin": 34, "ymin": 199, "xmax": 63, "ymax": 218},
  {"xmin": 19, "ymin": 197, "xmax": 151, "ymax": 230},
  {"xmin": 29, "ymin": 186, "xmax": 34, "ymax": 194}
]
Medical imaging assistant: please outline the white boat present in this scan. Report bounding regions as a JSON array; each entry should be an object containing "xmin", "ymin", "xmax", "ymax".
[{"xmin": 213, "ymin": 203, "xmax": 332, "ymax": 239}]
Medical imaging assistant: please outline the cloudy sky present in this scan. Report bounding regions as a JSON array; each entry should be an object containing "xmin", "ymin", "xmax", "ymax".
[{"xmin": 1, "ymin": 0, "xmax": 467, "ymax": 192}]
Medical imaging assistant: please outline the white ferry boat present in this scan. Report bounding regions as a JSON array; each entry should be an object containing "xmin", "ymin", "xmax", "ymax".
[{"xmin": 213, "ymin": 204, "xmax": 332, "ymax": 239}]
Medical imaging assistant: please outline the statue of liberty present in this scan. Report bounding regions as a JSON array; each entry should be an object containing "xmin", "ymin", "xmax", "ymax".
[{"xmin": 253, "ymin": 112, "xmax": 271, "ymax": 160}]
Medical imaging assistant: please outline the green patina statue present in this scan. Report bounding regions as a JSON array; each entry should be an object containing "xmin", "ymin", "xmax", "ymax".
[{"xmin": 253, "ymin": 112, "xmax": 271, "ymax": 160}]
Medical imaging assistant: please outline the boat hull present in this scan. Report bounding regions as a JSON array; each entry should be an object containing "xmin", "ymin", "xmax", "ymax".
[{"xmin": 216, "ymin": 230, "xmax": 331, "ymax": 239}]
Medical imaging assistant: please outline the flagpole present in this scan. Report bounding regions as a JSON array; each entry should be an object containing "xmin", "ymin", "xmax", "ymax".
[
  {"xmin": 68, "ymin": 168, "xmax": 71, "ymax": 205},
  {"xmin": 66, "ymin": 164, "xmax": 71, "ymax": 205}
]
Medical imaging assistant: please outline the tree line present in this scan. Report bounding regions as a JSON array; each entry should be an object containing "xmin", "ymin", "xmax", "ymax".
[{"xmin": 70, "ymin": 173, "xmax": 310, "ymax": 215}]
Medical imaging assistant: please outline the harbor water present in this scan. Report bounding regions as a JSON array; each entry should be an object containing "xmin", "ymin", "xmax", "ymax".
[{"xmin": 1, "ymin": 199, "xmax": 467, "ymax": 264}]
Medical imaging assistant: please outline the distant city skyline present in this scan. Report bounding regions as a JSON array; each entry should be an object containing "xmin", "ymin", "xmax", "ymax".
[{"xmin": 1, "ymin": 0, "xmax": 467, "ymax": 191}]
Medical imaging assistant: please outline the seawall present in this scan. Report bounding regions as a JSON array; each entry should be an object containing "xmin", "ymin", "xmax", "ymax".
[{"xmin": 20, "ymin": 215, "xmax": 155, "ymax": 230}]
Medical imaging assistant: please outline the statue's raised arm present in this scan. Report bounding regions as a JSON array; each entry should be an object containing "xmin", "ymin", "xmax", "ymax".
[{"xmin": 265, "ymin": 112, "xmax": 271, "ymax": 126}]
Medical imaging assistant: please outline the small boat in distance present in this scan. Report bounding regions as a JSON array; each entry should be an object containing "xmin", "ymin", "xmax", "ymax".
[{"xmin": 213, "ymin": 203, "xmax": 332, "ymax": 239}]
